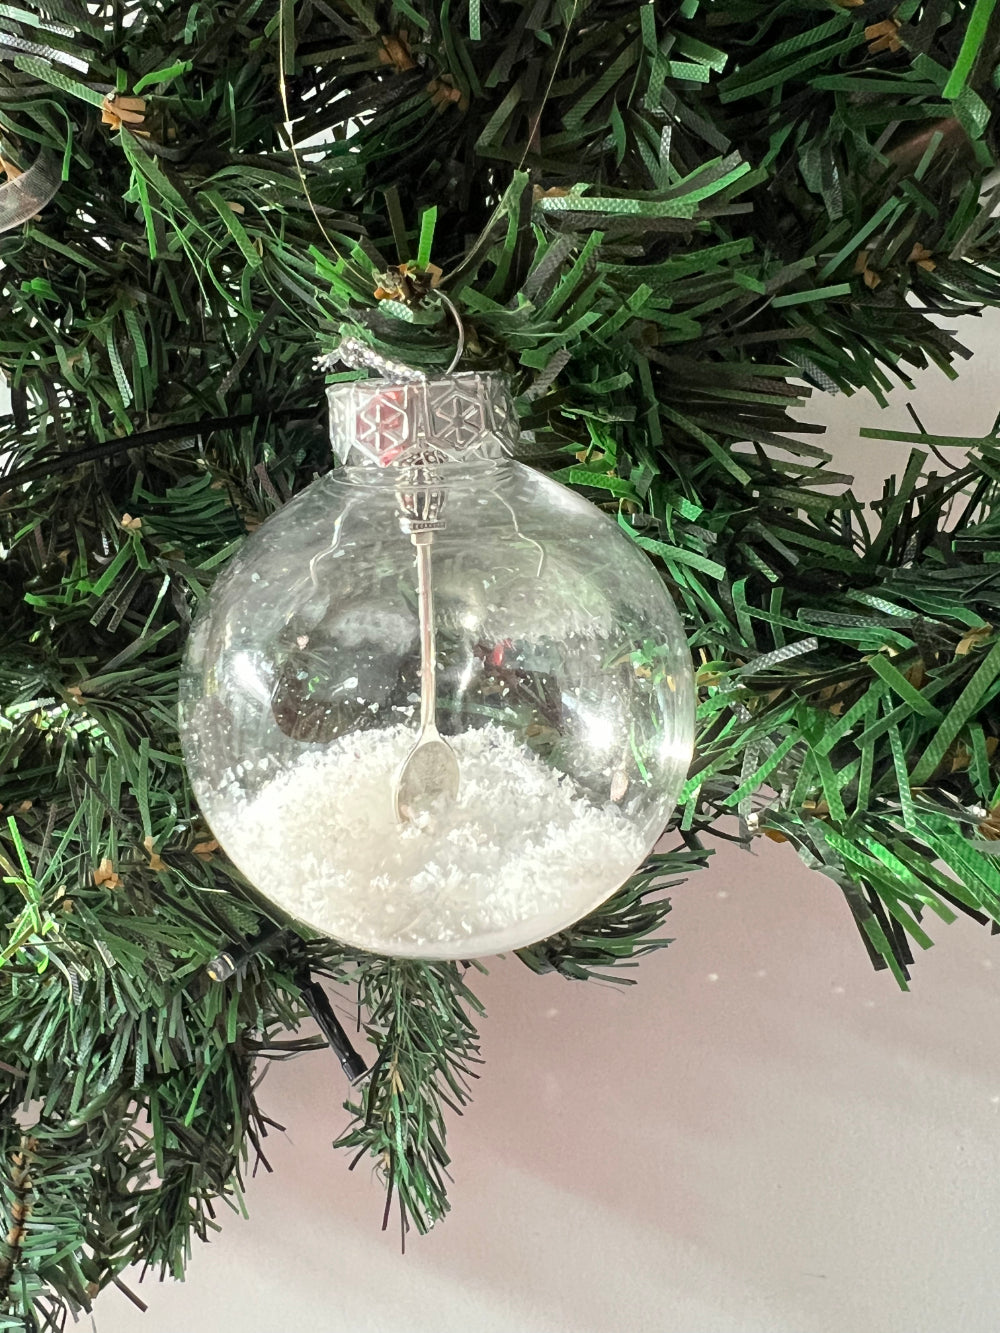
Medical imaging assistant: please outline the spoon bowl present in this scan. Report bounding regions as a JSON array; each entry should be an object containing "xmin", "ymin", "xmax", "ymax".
[{"xmin": 394, "ymin": 726, "xmax": 461, "ymax": 823}]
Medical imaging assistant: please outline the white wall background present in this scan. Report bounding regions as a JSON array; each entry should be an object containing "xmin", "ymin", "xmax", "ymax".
[{"xmin": 6, "ymin": 310, "xmax": 1000, "ymax": 1332}]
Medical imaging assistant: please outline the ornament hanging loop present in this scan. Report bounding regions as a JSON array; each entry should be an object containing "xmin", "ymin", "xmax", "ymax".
[
  {"xmin": 318, "ymin": 292, "xmax": 465, "ymax": 380},
  {"xmin": 439, "ymin": 292, "xmax": 465, "ymax": 376}
]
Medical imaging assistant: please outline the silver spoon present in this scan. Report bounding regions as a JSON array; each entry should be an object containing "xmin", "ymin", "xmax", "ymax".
[{"xmin": 394, "ymin": 530, "xmax": 460, "ymax": 823}]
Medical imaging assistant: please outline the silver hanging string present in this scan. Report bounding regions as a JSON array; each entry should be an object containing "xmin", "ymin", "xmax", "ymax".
[{"xmin": 316, "ymin": 337, "xmax": 426, "ymax": 381}]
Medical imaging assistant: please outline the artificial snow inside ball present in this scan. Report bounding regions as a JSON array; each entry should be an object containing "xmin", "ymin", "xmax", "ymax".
[{"xmin": 179, "ymin": 370, "xmax": 694, "ymax": 959}]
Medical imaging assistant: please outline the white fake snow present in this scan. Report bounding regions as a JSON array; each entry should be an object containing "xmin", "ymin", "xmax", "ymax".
[{"xmin": 211, "ymin": 722, "xmax": 648, "ymax": 958}]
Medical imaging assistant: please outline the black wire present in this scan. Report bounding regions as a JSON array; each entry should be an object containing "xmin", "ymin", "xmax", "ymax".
[
  {"xmin": 0, "ymin": 407, "xmax": 320, "ymax": 491},
  {"xmin": 295, "ymin": 970, "xmax": 368, "ymax": 1082}
]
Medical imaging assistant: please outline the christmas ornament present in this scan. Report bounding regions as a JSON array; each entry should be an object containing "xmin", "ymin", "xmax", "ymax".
[{"xmin": 179, "ymin": 350, "xmax": 694, "ymax": 958}]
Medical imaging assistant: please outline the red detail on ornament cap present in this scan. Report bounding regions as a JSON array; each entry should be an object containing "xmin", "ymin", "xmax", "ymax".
[
  {"xmin": 355, "ymin": 387, "xmax": 410, "ymax": 466},
  {"xmin": 489, "ymin": 639, "xmax": 514, "ymax": 668}
]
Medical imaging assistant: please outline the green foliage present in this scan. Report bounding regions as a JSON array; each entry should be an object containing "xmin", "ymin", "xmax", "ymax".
[
  {"xmin": 516, "ymin": 841, "xmax": 709, "ymax": 980},
  {"xmin": 334, "ymin": 958, "xmax": 485, "ymax": 1238},
  {"xmin": 681, "ymin": 443, "xmax": 1000, "ymax": 986},
  {"xmin": 1, "ymin": 0, "xmax": 1000, "ymax": 1323}
]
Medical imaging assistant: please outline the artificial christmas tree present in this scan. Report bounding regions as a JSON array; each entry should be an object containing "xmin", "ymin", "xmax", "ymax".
[{"xmin": 2, "ymin": 1, "xmax": 1000, "ymax": 1323}]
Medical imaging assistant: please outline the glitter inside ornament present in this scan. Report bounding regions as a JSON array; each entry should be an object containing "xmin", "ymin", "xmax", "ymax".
[{"xmin": 179, "ymin": 371, "xmax": 694, "ymax": 958}]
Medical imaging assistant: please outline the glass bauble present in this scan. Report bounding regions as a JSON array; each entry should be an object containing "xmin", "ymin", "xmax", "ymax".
[{"xmin": 179, "ymin": 371, "xmax": 694, "ymax": 958}]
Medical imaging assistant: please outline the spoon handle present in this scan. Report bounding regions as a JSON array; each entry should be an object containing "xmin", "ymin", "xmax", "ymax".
[{"xmin": 413, "ymin": 531, "xmax": 438, "ymax": 734}]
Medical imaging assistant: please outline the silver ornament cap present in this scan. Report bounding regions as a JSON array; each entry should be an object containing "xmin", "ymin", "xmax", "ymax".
[{"xmin": 326, "ymin": 371, "xmax": 519, "ymax": 468}]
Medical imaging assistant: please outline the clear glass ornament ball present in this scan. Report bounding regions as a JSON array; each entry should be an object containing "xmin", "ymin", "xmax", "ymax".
[{"xmin": 179, "ymin": 373, "xmax": 694, "ymax": 959}]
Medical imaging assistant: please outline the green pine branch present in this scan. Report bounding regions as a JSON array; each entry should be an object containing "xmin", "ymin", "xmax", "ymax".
[
  {"xmin": 334, "ymin": 960, "xmax": 485, "ymax": 1238},
  {"xmin": 516, "ymin": 842, "xmax": 710, "ymax": 981}
]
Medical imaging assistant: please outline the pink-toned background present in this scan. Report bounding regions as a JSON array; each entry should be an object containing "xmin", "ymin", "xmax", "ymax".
[{"xmin": 9, "ymin": 311, "xmax": 1000, "ymax": 1332}]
